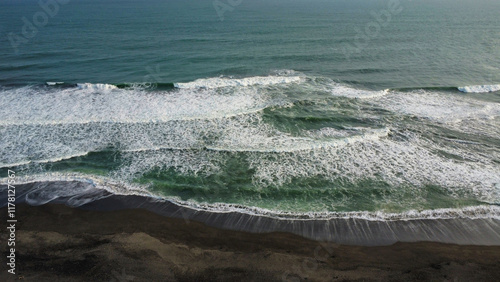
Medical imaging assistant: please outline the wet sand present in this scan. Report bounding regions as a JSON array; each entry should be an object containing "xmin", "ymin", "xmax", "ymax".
[{"xmin": 1, "ymin": 203, "xmax": 500, "ymax": 281}]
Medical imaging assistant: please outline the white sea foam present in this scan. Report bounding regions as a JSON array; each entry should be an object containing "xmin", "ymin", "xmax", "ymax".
[
  {"xmin": 458, "ymin": 84, "xmax": 500, "ymax": 93},
  {"xmin": 0, "ymin": 83, "xmax": 282, "ymax": 168},
  {"xmin": 1, "ymin": 80, "xmax": 499, "ymax": 211},
  {"xmin": 0, "ymin": 84, "xmax": 278, "ymax": 126},
  {"xmin": 76, "ymin": 83, "xmax": 118, "ymax": 91},
  {"xmin": 109, "ymin": 121, "xmax": 391, "ymax": 182},
  {"xmin": 170, "ymin": 200, "xmax": 500, "ymax": 221},
  {"xmin": 116, "ymin": 127, "xmax": 389, "ymax": 154},
  {"xmin": 375, "ymin": 90, "xmax": 500, "ymax": 123},
  {"xmin": 328, "ymin": 83, "xmax": 390, "ymax": 99},
  {"xmin": 98, "ymin": 112, "xmax": 500, "ymax": 205},
  {"xmin": 46, "ymin": 82, "xmax": 64, "ymax": 86},
  {"xmin": 174, "ymin": 75, "xmax": 302, "ymax": 89},
  {"xmin": 2, "ymin": 174, "xmax": 500, "ymax": 221},
  {"xmin": 326, "ymin": 84, "xmax": 500, "ymax": 124},
  {"xmin": 247, "ymin": 130, "xmax": 500, "ymax": 203},
  {"xmin": 206, "ymin": 127, "xmax": 390, "ymax": 153}
]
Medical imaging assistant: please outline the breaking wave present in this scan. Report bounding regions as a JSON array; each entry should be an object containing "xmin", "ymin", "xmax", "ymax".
[
  {"xmin": 76, "ymin": 83, "xmax": 118, "ymax": 91},
  {"xmin": 2, "ymin": 175, "xmax": 500, "ymax": 221},
  {"xmin": 1, "ymin": 74, "xmax": 499, "ymax": 219},
  {"xmin": 458, "ymin": 84, "xmax": 500, "ymax": 93},
  {"xmin": 174, "ymin": 75, "xmax": 303, "ymax": 89}
]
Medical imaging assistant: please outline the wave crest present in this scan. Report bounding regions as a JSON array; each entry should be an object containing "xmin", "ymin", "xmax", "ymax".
[
  {"xmin": 174, "ymin": 75, "xmax": 302, "ymax": 89},
  {"xmin": 458, "ymin": 85, "xmax": 500, "ymax": 93},
  {"xmin": 3, "ymin": 176, "xmax": 500, "ymax": 221},
  {"xmin": 76, "ymin": 83, "xmax": 118, "ymax": 91}
]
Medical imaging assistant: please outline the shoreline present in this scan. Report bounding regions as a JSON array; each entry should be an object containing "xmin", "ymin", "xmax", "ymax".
[
  {"xmin": 1, "ymin": 203, "xmax": 500, "ymax": 281},
  {"xmin": 2, "ymin": 181, "xmax": 500, "ymax": 246}
]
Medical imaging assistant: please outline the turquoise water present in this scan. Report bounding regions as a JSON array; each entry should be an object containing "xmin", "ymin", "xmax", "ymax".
[
  {"xmin": 0, "ymin": 0, "xmax": 499, "ymax": 216},
  {"xmin": 2, "ymin": 0, "xmax": 500, "ymax": 88}
]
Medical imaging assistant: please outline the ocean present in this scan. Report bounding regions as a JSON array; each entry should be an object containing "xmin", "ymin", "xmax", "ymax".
[{"xmin": 1, "ymin": 0, "xmax": 499, "ymax": 242}]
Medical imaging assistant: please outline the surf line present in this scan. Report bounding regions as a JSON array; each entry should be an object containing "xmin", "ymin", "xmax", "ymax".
[{"xmin": 6, "ymin": 170, "xmax": 17, "ymax": 275}]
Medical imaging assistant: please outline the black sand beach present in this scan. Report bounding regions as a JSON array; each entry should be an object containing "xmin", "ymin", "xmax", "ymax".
[{"xmin": 2, "ymin": 203, "xmax": 500, "ymax": 282}]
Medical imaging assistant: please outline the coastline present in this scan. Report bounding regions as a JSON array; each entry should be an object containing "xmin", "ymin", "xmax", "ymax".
[
  {"xmin": 1, "ymin": 203, "xmax": 500, "ymax": 281},
  {"xmin": 2, "ymin": 181, "xmax": 500, "ymax": 246},
  {"xmin": 2, "ymin": 0, "xmax": 500, "ymax": 280}
]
